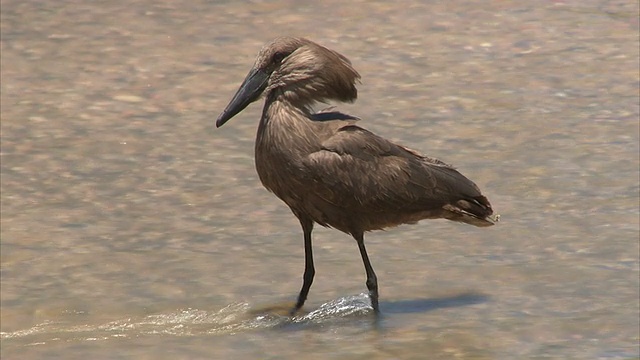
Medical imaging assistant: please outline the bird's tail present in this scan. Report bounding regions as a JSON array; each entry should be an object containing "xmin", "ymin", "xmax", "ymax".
[{"xmin": 442, "ymin": 195, "xmax": 499, "ymax": 227}]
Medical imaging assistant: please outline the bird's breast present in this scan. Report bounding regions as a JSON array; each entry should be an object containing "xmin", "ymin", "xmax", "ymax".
[{"xmin": 254, "ymin": 119, "xmax": 316, "ymax": 205}]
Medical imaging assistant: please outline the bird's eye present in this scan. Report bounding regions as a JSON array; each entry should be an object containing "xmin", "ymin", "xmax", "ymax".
[{"xmin": 273, "ymin": 52, "xmax": 287, "ymax": 63}]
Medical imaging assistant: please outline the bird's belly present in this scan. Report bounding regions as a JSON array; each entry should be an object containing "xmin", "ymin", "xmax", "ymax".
[{"xmin": 297, "ymin": 192, "xmax": 446, "ymax": 234}]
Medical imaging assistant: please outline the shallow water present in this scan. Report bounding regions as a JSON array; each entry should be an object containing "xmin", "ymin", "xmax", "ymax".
[{"xmin": 1, "ymin": 0, "xmax": 639, "ymax": 359}]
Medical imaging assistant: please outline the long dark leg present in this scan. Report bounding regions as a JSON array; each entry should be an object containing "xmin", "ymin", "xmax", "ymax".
[
  {"xmin": 292, "ymin": 217, "xmax": 315, "ymax": 314},
  {"xmin": 354, "ymin": 232, "xmax": 379, "ymax": 313}
]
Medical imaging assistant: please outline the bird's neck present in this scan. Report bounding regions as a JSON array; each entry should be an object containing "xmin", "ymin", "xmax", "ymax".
[
  {"xmin": 254, "ymin": 92, "xmax": 321, "ymax": 199},
  {"xmin": 256, "ymin": 92, "xmax": 319, "ymax": 154}
]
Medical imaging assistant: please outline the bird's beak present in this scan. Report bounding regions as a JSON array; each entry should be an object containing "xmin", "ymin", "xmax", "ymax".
[{"xmin": 216, "ymin": 68, "xmax": 269, "ymax": 127}]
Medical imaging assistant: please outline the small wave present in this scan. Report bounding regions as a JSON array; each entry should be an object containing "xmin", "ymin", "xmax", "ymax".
[{"xmin": 0, "ymin": 294, "xmax": 375, "ymax": 344}]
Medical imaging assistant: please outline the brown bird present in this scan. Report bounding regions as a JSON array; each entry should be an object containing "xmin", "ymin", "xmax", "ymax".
[{"xmin": 216, "ymin": 37, "xmax": 497, "ymax": 314}]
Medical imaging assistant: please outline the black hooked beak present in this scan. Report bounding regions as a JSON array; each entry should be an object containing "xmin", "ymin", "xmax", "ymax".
[{"xmin": 216, "ymin": 68, "xmax": 269, "ymax": 128}]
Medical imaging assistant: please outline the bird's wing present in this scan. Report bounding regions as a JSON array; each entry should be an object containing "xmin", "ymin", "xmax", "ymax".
[{"xmin": 301, "ymin": 125, "xmax": 484, "ymax": 213}]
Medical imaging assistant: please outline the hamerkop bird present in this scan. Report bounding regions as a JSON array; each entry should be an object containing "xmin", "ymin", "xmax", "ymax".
[{"xmin": 216, "ymin": 37, "xmax": 497, "ymax": 314}]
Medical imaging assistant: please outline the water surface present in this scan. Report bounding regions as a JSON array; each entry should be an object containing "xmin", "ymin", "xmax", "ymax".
[{"xmin": 1, "ymin": 0, "xmax": 638, "ymax": 359}]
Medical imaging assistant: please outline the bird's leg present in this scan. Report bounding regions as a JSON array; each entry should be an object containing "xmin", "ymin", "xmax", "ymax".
[
  {"xmin": 354, "ymin": 232, "xmax": 380, "ymax": 313},
  {"xmin": 292, "ymin": 217, "xmax": 315, "ymax": 315}
]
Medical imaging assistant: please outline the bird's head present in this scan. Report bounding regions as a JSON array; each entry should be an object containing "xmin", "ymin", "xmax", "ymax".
[{"xmin": 216, "ymin": 37, "xmax": 361, "ymax": 127}]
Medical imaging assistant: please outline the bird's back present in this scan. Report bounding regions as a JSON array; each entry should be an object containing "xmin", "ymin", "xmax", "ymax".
[{"xmin": 266, "ymin": 114, "xmax": 496, "ymax": 234}]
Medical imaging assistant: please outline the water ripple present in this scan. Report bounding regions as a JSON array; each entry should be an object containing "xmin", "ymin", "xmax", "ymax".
[{"xmin": 0, "ymin": 294, "xmax": 377, "ymax": 345}]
